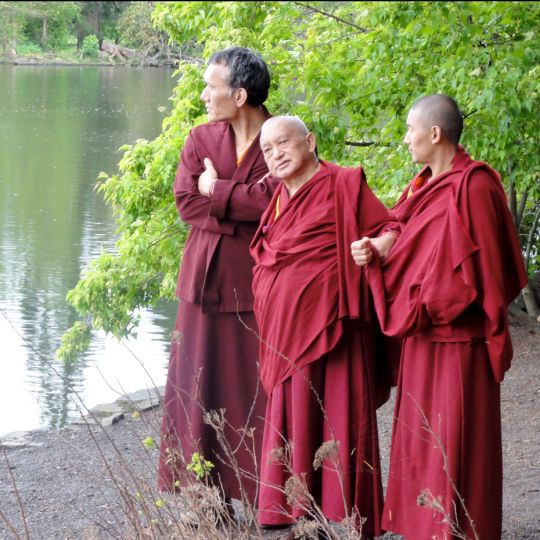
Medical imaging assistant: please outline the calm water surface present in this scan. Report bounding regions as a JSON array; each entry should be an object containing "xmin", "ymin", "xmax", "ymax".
[{"xmin": 0, "ymin": 65, "xmax": 179, "ymax": 436}]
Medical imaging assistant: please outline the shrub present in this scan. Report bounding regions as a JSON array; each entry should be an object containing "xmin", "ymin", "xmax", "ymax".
[{"xmin": 81, "ymin": 34, "xmax": 99, "ymax": 58}]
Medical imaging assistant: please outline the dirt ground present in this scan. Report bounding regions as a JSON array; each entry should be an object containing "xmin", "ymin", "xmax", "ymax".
[{"xmin": 0, "ymin": 314, "xmax": 538, "ymax": 539}]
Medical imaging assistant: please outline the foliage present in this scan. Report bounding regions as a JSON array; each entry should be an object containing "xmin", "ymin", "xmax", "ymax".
[
  {"xmin": 1, "ymin": 1, "xmax": 80, "ymax": 52},
  {"xmin": 59, "ymin": 1, "xmax": 540, "ymax": 358},
  {"xmin": 81, "ymin": 33, "xmax": 99, "ymax": 57},
  {"xmin": 118, "ymin": 1, "xmax": 160, "ymax": 49},
  {"xmin": 117, "ymin": 1, "xmax": 187, "ymax": 66},
  {"xmin": 56, "ymin": 320, "xmax": 92, "ymax": 363},
  {"xmin": 20, "ymin": 1, "xmax": 81, "ymax": 49},
  {"xmin": 15, "ymin": 40, "xmax": 43, "ymax": 56},
  {"xmin": 0, "ymin": 1, "xmax": 33, "ymax": 52},
  {"xmin": 186, "ymin": 452, "xmax": 215, "ymax": 480},
  {"xmin": 142, "ymin": 436, "xmax": 157, "ymax": 449},
  {"xmin": 76, "ymin": 1, "xmax": 128, "ymax": 47}
]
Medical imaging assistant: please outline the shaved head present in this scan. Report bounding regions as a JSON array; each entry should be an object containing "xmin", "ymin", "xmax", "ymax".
[{"xmin": 410, "ymin": 94, "xmax": 463, "ymax": 146}]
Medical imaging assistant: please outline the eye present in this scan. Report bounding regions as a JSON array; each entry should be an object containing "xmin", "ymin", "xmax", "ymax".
[{"xmin": 278, "ymin": 138, "xmax": 289, "ymax": 146}]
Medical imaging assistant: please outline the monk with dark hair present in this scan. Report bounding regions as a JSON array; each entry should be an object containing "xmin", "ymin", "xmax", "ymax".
[
  {"xmin": 251, "ymin": 115, "xmax": 398, "ymax": 536},
  {"xmin": 158, "ymin": 46, "xmax": 278, "ymax": 506},
  {"xmin": 352, "ymin": 94, "xmax": 527, "ymax": 539}
]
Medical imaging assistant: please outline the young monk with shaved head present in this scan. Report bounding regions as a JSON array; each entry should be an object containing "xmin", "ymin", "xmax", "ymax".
[
  {"xmin": 352, "ymin": 94, "xmax": 527, "ymax": 539},
  {"xmin": 251, "ymin": 115, "xmax": 398, "ymax": 537}
]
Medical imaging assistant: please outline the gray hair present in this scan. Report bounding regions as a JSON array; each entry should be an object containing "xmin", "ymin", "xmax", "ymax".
[{"xmin": 261, "ymin": 115, "xmax": 310, "ymax": 136}]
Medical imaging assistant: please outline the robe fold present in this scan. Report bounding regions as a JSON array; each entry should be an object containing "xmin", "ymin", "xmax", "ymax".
[
  {"xmin": 366, "ymin": 147, "xmax": 527, "ymax": 539},
  {"xmin": 159, "ymin": 114, "xmax": 279, "ymax": 503},
  {"xmin": 250, "ymin": 162, "xmax": 394, "ymax": 534}
]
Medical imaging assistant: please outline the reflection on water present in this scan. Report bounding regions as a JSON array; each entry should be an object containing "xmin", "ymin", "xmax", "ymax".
[{"xmin": 0, "ymin": 65, "xmax": 179, "ymax": 436}]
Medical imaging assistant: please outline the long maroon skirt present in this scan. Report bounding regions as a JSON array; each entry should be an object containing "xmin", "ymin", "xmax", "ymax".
[
  {"xmin": 158, "ymin": 300, "xmax": 266, "ymax": 503},
  {"xmin": 382, "ymin": 337, "xmax": 502, "ymax": 539},
  {"xmin": 257, "ymin": 328, "xmax": 384, "ymax": 536}
]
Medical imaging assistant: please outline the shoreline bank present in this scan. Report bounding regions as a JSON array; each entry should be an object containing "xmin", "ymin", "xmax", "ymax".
[{"xmin": 0, "ymin": 386, "xmax": 165, "ymax": 449}]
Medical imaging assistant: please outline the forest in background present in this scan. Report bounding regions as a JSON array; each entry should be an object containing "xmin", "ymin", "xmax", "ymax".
[{"xmin": 0, "ymin": 1, "xmax": 186, "ymax": 66}]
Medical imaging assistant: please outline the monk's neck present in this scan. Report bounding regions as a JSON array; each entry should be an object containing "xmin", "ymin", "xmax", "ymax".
[
  {"xmin": 283, "ymin": 160, "xmax": 321, "ymax": 197},
  {"xmin": 427, "ymin": 147, "xmax": 457, "ymax": 181},
  {"xmin": 230, "ymin": 106, "xmax": 267, "ymax": 151}
]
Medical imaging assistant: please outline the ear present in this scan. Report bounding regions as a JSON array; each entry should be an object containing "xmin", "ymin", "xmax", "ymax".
[
  {"xmin": 306, "ymin": 132, "xmax": 317, "ymax": 152},
  {"xmin": 235, "ymin": 88, "xmax": 248, "ymax": 108},
  {"xmin": 431, "ymin": 125, "xmax": 443, "ymax": 144}
]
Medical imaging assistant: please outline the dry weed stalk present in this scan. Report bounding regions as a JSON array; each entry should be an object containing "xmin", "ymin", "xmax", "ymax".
[
  {"xmin": 0, "ymin": 438, "xmax": 30, "ymax": 539},
  {"xmin": 235, "ymin": 304, "xmax": 354, "ymax": 525},
  {"xmin": 0, "ymin": 304, "xmax": 373, "ymax": 539},
  {"xmin": 407, "ymin": 393, "xmax": 480, "ymax": 540}
]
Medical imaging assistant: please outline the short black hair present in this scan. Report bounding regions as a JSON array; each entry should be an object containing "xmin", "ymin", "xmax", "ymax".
[
  {"xmin": 411, "ymin": 94, "xmax": 464, "ymax": 146},
  {"xmin": 209, "ymin": 46, "xmax": 270, "ymax": 107}
]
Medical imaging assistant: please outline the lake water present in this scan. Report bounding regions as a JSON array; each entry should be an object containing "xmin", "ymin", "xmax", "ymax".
[{"xmin": 0, "ymin": 65, "xmax": 179, "ymax": 436}]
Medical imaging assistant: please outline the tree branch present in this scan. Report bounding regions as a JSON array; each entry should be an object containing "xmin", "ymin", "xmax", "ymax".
[
  {"xmin": 517, "ymin": 188, "xmax": 529, "ymax": 230},
  {"xmin": 344, "ymin": 140, "xmax": 395, "ymax": 148},
  {"xmin": 507, "ymin": 164, "xmax": 518, "ymax": 226},
  {"xmin": 295, "ymin": 2, "xmax": 368, "ymax": 32},
  {"xmin": 344, "ymin": 141, "xmax": 376, "ymax": 147},
  {"xmin": 525, "ymin": 204, "xmax": 540, "ymax": 273}
]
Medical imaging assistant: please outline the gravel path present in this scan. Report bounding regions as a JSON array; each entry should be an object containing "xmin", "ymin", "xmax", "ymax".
[{"xmin": 1, "ymin": 315, "xmax": 538, "ymax": 539}]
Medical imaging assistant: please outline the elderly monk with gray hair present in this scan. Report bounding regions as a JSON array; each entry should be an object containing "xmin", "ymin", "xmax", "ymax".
[{"xmin": 250, "ymin": 115, "xmax": 398, "ymax": 536}]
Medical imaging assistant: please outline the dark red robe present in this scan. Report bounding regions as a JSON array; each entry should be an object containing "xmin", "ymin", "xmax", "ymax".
[
  {"xmin": 250, "ymin": 162, "xmax": 394, "ymax": 534},
  {"xmin": 366, "ymin": 147, "xmax": 527, "ymax": 539},
  {"xmin": 158, "ymin": 115, "xmax": 279, "ymax": 503}
]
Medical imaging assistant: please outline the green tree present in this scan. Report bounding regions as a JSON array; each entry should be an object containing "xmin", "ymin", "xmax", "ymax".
[
  {"xmin": 21, "ymin": 1, "xmax": 81, "ymax": 50},
  {"xmin": 81, "ymin": 33, "xmax": 98, "ymax": 57},
  {"xmin": 59, "ymin": 1, "xmax": 540, "ymax": 358},
  {"xmin": 117, "ymin": 1, "xmax": 158, "ymax": 48},
  {"xmin": 75, "ymin": 1, "xmax": 127, "ymax": 49},
  {"xmin": 0, "ymin": 1, "xmax": 36, "ymax": 53},
  {"xmin": 117, "ymin": 1, "xmax": 187, "ymax": 66}
]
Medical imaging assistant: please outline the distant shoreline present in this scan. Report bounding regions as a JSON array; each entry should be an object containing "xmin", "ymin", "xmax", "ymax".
[{"xmin": 0, "ymin": 58, "xmax": 174, "ymax": 68}]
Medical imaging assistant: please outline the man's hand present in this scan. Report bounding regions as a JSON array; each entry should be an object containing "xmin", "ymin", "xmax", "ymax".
[
  {"xmin": 351, "ymin": 232, "xmax": 397, "ymax": 266},
  {"xmin": 198, "ymin": 158, "xmax": 218, "ymax": 196},
  {"xmin": 370, "ymin": 232, "xmax": 397, "ymax": 260},
  {"xmin": 257, "ymin": 171, "xmax": 272, "ymax": 183},
  {"xmin": 351, "ymin": 237, "xmax": 373, "ymax": 266}
]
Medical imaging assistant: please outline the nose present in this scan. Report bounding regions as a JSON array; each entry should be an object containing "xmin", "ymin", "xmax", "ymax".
[
  {"xmin": 200, "ymin": 86, "xmax": 209, "ymax": 102},
  {"xmin": 271, "ymin": 145, "xmax": 284, "ymax": 159},
  {"xmin": 403, "ymin": 132, "xmax": 410, "ymax": 145}
]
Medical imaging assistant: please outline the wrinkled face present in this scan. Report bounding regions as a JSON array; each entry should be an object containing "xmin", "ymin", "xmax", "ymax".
[
  {"xmin": 260, "ymin": 120, "xmax": 316, "ymax": 180},
  {"xmin": 200, "ymin": 63, "xmax": 239, "ymax": 122},
  {"xmin": 403, "ymin": 108, "xmax": 435, "ymax": 164}
]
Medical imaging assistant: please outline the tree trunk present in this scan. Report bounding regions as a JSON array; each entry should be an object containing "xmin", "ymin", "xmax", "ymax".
[
  {"xmin": 507, "ymin": 167, "xmax": 518, "ymax": 228},
  {"xmin": 96, "ymin": 1, "xmax": 102, "ymax": 49},
  {"xmin": 42, "ymin": 17, "xmax": 48, "ymax": 48},
  {"xmin": 525, "ymin": 205, "xmax": 540, "ymax": 273},
  {"xmin": 522, "ymin": 283, "xmax": 540, "ymax": 318}
]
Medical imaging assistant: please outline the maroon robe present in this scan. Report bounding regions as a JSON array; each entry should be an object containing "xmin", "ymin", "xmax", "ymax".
[
  {"xmin": 158, "ymin": 116, "xmax": 279, "ymax": 503},
  {"xmin": 250, "ymin": 162, "xmax": 394, "ymax": 534},
  {"xmin": 366, "ymin": 147, "xmax": 527, "ymax": 539}
]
